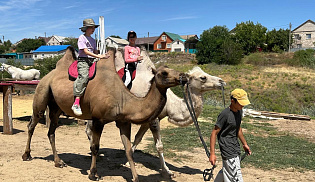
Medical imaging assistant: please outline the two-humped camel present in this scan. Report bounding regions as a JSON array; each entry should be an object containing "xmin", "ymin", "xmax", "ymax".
[
  {"xmin": 22, "ymin": 47, "xmax": 187, "ymax": 182},
  {"xmin": 86, "ymin": 48, "xmax": 226, "ymax": 178}
]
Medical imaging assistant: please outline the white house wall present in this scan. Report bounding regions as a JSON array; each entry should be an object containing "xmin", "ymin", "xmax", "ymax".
[
  {"xmin": 32, "ymin": 51, "xmax": 66, "ymax": 60},
  {"xmin": 171, "ymin": 41, "xmax": 185, "ymax": 52},
  {"xmin": 292, "ymin": 21, "xmax": 315, "ymax": 48}
]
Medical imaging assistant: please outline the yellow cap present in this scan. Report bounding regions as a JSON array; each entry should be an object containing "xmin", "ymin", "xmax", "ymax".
[{"xmin": 231, "ymin": 88, "xmax": 251, "ymax": 106}]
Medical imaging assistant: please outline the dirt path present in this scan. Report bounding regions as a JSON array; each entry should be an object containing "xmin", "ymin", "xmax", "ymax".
[{"xmin": 0, "ymin": 94, "xmax": 314, "ymax": 182}]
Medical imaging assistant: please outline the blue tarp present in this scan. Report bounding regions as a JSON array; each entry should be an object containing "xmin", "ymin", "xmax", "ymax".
[{"xmin": 33, "ymin": 45, "xmax": 71, "ymax": 52}]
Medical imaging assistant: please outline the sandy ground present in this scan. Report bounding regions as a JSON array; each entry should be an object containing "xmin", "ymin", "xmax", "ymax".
[{"xmin": 0, "ymin": 94, "xmax": 315, "ymax": 182}]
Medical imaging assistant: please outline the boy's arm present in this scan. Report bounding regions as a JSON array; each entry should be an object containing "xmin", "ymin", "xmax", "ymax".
[
  {"xmin": 238, "ymin": 127, "xmax": 251, "ymax": 155},
  {"xmin": 209, "ymin": 126, "xmax": 220, "ymax": 165}
]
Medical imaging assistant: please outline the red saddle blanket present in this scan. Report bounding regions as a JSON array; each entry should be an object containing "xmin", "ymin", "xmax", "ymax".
[
  {"xmin": 68, "ymin": 61, "xmax": 97, "ymax": 80},
  {"xmin": 117, "ymin": 68, "xmax": 136, "ymax": 80}
]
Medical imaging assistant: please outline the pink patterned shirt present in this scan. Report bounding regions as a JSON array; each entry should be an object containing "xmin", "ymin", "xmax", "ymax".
[{"xmin": 124, "ymin": 45, "xmax": 140, "ymax": 63}]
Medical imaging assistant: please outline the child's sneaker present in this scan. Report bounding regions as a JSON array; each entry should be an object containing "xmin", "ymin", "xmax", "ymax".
[{"xmin": 71, "ymin": 104, "xmax": 82, "ymax": 116}]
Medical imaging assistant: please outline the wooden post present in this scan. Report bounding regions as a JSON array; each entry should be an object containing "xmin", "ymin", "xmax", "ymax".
[{"xmin": 3, "ymin": 85, "xmax": 13, "ymax": 134}]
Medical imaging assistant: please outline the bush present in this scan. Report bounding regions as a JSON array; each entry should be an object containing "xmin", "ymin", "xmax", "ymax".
[
  {"xmin": 33, "ymin": 55, "xmax": 63, "ymax": 78},
  {"xmin": 291, "ymin": 49, "xmax": 315, "ymax": 69}
]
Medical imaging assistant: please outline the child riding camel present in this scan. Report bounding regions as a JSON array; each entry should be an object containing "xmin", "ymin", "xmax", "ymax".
[{"xmin": 72, "ymin": 18, "xmax": 110, "ymax": 116}]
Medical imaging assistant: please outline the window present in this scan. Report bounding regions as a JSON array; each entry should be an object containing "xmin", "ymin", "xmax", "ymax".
[
  {"xmin": 294, "ymin": 34, "xmax": 301, "ymax": 40},
  {"xmin": 167, "ymin": 43, "xmax": 171, "ymax": 48},
  {"xmin": 157, "ymin": 44, "xmax": 161, "ymax": 49},
  {"xmin": 177, "ymin": 41, "xmax": 179, "ymax": 44},
  {"xmin": 42, "ymin": 54, "xmax": 44, "ymax": 57},
  {"xmin": 306, "ymin": 34, "xmax": 311, "ymax": 40},
  {"xmin": 162, "ymin": 35, "xmax": 166, "ymax": 41},
  {"xmin": 297, "ymin": 44, "xmax": 302, "ymax": 48}
]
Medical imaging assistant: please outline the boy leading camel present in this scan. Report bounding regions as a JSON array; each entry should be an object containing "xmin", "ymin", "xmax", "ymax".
[{"xmin": 209, "ymin": 88, "xmax": 252, "ymax": 182}]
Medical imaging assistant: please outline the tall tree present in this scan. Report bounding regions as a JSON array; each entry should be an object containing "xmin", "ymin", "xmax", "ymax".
[
  {"xmin": 63, "ymin": 37, "xmax": 78, "ymax": 50},
  {"xmin": 232, "ymin": 21, "xmax": 267, "ymax": 55},
  {"xmin": 16, "ymin": 38, "xmax": 46, "ymax": 52},
  {"xmin": 196, "ymin": 25, "xmax": 243, "ymax": 64},
  {"xmin": 266, "ymin": 28, "xmax": 291, "ymax": 52}
]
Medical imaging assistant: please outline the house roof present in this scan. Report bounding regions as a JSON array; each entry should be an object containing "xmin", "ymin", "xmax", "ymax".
[
  {"xmin": 38, "ymin": 36, "xmax": 52, "ymax": 44},
  {"xmin": 292, "ymin": 19, "xmax": 315, "ymax": 32},
  {"xmin": 164, "ymin": 32, "xmax": 186, "ymax": 42},
  {"xmin": 106, "ymin": 37, "xmax": 129, "ymax": 45},
  {"xmin": 33, "ymin": 45, "xmax": 71, "ymax": 53},
  {"xmin": 171, "ymin": 39, "xmax": 185, "ymax": 43},
  {"xmin": 49, "ymin": 35, "xmax": 67, "ymax": 42},
  {"xmin": 136, "ymin": 36, "xmax": 159, "ymax": 45},
  {"xmin": 180, "ymin": 34, "xmax": 198, "ymax": 40}
]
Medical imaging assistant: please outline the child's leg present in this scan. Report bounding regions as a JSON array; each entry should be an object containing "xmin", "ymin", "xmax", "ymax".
[{"xmin": 222, "ymin": 156, "xmax": 243, "ymax": 182}]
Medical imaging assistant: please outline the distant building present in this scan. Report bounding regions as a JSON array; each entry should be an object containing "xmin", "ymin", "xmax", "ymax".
[
  {"xmin": 171, "ymin": 39, "xmax": 185, "ymax": 52},
  {"xmin": 105, "ymin": 37, "xmax": 129, "ymax": 49},
  {"xmin": 291, "ymin": 19, "xmax": 315, "ymax": 51},
  {"xmin": 153, "ymin": 32, "xmax": 186, "ymax": 52},
  {"xmin": 135, "ymin": 36, "xmax": 159, "ymax": 51},
  {"xmin": 32, "ymin": 45, "xmax": 72, "ymax": 60},
  {"xmin": 46, "ymin": 35, "xmax": 67, "ymax": 46}
]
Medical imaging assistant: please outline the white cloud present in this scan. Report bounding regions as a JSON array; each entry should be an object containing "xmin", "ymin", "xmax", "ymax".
[{"xmin": 161, "ymin": 16, "xmax": 198, "ymax": 22}]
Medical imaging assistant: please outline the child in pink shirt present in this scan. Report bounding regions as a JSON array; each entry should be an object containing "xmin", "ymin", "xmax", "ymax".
[{"xmin": 122, "ymin": 30, "xmax": 143, "ymax": 89}]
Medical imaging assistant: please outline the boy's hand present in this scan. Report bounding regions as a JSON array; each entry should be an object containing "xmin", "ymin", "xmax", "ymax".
[
  {"xmin": 209, "ymin": 154, "xmax": 216, "ymax": 166},
  {"xmin": 243, "ymin": 144, "xmax": 252, "ymax": 155}
]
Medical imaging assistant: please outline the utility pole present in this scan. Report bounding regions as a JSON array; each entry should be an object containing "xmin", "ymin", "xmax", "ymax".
[
  {"xmin": 289, "ymin": 22, "xmax": 292, "ymax": 52},
  {"xmin": 147, "ymin": 32, "xmax": 149, "ymax": 51}
]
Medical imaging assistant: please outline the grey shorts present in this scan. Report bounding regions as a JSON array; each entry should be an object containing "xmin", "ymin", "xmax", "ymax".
[{"xmin": 214, "ymin": 156, "xmax": 243, "ymax": 182}]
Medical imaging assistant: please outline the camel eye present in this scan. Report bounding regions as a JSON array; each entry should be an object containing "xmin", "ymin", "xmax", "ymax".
[{"xmin": 162, "ymin": 71, "xmax": 168, "ymax": 76}]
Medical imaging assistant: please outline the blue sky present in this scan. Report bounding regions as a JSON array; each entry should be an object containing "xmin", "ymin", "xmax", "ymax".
[{"xmin": 1, "ymin": 0, "xmax": 315, "ymax": 44}]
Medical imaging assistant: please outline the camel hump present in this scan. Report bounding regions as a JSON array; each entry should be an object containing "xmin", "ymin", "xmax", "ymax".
[{"xmin": 55, "ymin": 46, "xmax": 77, "ymax": 68}]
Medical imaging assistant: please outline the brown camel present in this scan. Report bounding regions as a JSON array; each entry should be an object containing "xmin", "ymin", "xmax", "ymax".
[
  {"xmin": 87, "ymin": 49, "xmax": 226, "ymax": 178},
  {"xmin": 22, "ymin": 47, "xmax": 187, "ymax": 182}
]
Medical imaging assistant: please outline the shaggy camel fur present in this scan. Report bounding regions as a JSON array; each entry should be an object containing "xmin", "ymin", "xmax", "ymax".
[
  {"xmin": 86, "ymin": 49, "xmax": 226, "ymax": 177},
  {"xmin": 22, "ymin": 47, "xmax": 187, "ymax": 182}
]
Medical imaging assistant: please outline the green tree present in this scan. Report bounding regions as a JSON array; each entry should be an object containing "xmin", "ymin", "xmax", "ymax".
[
  {"xmin": 16, "ymin": 38, "xmax": 46, "ymax": 52},
  {"xmin": 232, "ymin": 21, "xmax": 267, "ymax": 55},
  {"xmin": 0, "ymin": 45, "xmax": 5, "ymax": 54},
  {"xmin": 266, "ymin": 28, "xmax": 291, "ymax": 52},
  {"xmin": 196, "ymin": 25, "xmax": 243, "ymax": 64},
  {"xmin": 63, "ymin": 37, "xmax": 78, "ymax": 50},
  {"xmin": 33, "ymin": 55, "xmax": 63, "ymax": 77}
]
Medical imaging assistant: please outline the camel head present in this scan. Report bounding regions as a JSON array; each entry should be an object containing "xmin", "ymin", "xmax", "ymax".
[
  {"xmin": 153, "ymin": 66, "xmax": 187, "ymax": 89},
  {"xmin": 187, "ymin": 66, "xmax": 226, "ymax": 93}
]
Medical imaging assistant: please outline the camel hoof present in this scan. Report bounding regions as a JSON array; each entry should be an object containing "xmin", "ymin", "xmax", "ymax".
[
  {"xmin": 88, "ymin": 174, "xmax": 101, "ymax": 181},
  {"xmin": 161, "ymin": 170, "xmax": 175, "ymax": 179},
  {"xmin": 22, "ymin": 152, "xmax": 32, "ymax": 161},
  {"xmin": 54, "ymin": 160, "xmax": 67, "ymax": 168}
]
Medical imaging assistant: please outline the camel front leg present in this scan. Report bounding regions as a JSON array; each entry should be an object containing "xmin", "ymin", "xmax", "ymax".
[
  {"xmin": 149, "ymin": 118, "xmax": 174, "ymax": 178},
  {"xmin": 132, "ymin": 122, "xmax": 150, "ymax": 152},
  {"xmin": 88, "ymin": 120, "xmax": 104, "ymax": 181},
  {"xmin": 116, "ymin": 121, "xmax": 139, "ymax": 182}
]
